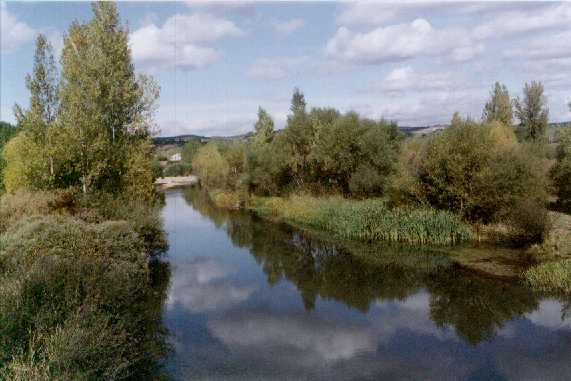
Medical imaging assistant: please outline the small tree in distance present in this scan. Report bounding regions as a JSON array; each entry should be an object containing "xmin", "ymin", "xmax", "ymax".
[
  {"xmin": 514, "ymin": 81, "xmax": 549, "ymax": 141},
  {"xmin": 482, "ymin": 82, "xmax": 512, "ymax": 126}
]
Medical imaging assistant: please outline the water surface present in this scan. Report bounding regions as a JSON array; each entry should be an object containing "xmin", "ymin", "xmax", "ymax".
[{"xmin": 162, "ymin": 188, "xmax": 571, "ymax": 380}]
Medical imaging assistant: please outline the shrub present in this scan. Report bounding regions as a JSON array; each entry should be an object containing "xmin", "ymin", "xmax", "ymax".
[
  {"xmin": 163, "ymin": 162, "xmax": 192, "ymax": 177},
  {"xmin": 392, "ymin": 120, "xmax": 550, "ymax": 236},
  {"xmin": 0, "ymin": 200, "xmax": 169, "ymax": 379},
  {"xmin": 552, "ymin": 124, "xmax": 571, "ymax": 212}
]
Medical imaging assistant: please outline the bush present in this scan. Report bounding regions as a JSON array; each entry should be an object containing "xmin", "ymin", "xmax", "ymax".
[
  {"xmin": 506, "ymin": 199, "xmax": 551, "ymax": 245},
  {"xmin": 0, "ymin": 193, "xmax": 169, "ymax": 379},
  {"xmin": 163, "ymin": 162, "xmax": 192, "ymax": 177},
  {"xmin": 392, "ymin": 120, "xmax": 550, "ymax": 235},
  {"xmin": 552, "ymin": 125, "xmax": 571, "ymax": 212}
]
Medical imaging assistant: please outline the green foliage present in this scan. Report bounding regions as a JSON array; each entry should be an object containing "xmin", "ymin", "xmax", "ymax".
[
  {"xmin": 551, "ymin": 124, "xmax": 571, "ymax": 211},
  {"xmin": 163, "ymin": 162, "xmax": 192, "ymax": 177},
  {"xmin": 192, "ymin": 142, "xmax": 230, "ymax": 189},
  {"xmin": 0, "ymin": 191, "xmax": 169, "ymax": 379},
  {"xmin": 310, "ymin": 111, "xmax": 402, "ymax": 196},
  {"xmin": 514, "ymin": 81, "xmax": 549, "ymax": 141},
  {"xmin": 181, "ymin": 139, "xmax": 201, "ymax": 163},
  {"xmin": 247, "ymin": 134, "xmax": 290, "ymax": 195},
  {"xmin": 5, "ymin": 4, "xmax": 159, "ymax": 197},
  {"xmin": 0, "ymin": 122, "xmax": 18, "ymax": 193},
  {"xmin": 253, "ymin": 107, "xmax": 274, "ymax": 146},
  {"xmin": 392, "ymin": 119, "xmax": 550, "ymax": 231},
  {"xmin": 252, "ymin": 195, "xmax": 473, "ymax": 245},
  {"xmin": 482, "ymin": 82, "xmax": 513, "ymax": 126},
  {"xmin": 524, "ymin": 260, "xmax": 571, "ymax": 294}
]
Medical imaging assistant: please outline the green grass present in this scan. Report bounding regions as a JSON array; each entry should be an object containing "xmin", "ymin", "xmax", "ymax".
[
  {"xmin": 523, "ymin": 260, "xmax": 571, "ymax": 294},
  {"xmin": 251, "ymin": 195, "xmax": 474, "ymax": 246}
]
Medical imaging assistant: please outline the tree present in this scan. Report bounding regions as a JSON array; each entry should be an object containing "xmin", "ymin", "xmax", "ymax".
[
  {"xmin": 283, "ymin": 89, "xmax": 314, "ymax": 187},
  {"xmin": 0, "ymin": 122, "xmax": 19, "ymax": 192},
  {"xmin": 192, "ymin": 143, "xmax": 229, "ymax": 189},
  {"xmin": 181, "ymin": 139, "xmax": 201, "ymax": 163},
  {"xmin": 551, "ymin": 122, "xmax": 571, "ymax": 211},
  {"xmin": 451, "ymin": 112, "xmax": 462, "ymax": 127},
  {"xmin": 12, "ymin": 34, "xmax": 59, "ymax": 188},
  {"xmin": 514, "ymin": 81, "xmax": 549, "ymax": 141},
  {"xmin": 58, "ymin": 2, "xmax": 158, "ymax": 194},
  {"xmin": 290, "ymin": 87, "xmax": 306, "ymax": 115},
  {"xmin": 393, "ymin": 119, "xmax": 549, "ymax": 232},
  {"xmin": 253, "ymin": 107, "xmax": 274, "ymax": 145},
  {"xmin": 482, "ymin": 82, "xmax": 512, "ymax": 126}
]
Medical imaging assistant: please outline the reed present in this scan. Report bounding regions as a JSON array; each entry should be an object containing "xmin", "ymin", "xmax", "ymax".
[
  {"xmin": 523, "ymin": 260, "xmax": 571, "ymax": 294},
  {"xmin": 252, "ymin": 195, "xmax": 473, "ymax": 246}
]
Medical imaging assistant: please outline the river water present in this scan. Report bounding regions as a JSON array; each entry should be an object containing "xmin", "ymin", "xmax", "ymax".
[{"xmin": 161, "ymin": 187, "xmax": 571, "ymax": 380}]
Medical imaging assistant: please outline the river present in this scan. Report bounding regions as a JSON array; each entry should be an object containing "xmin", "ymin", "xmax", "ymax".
[{"xmin": 161, "ymin": 187, "xmax": 571, "ymax": 380}]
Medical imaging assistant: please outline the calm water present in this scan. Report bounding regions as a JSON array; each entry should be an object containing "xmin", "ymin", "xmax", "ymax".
[{"xmin": 161, "ymin": 188, "xmax": 571, "ymax": 380}]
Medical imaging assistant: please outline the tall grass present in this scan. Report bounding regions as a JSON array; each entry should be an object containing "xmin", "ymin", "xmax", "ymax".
[
  {"xmin": 252, "ymin": 195, "xmax": 473, "ymax": 246},
  {"xmin": 523, "ymin": 260, "xmax": 571, "ymax": 294}
]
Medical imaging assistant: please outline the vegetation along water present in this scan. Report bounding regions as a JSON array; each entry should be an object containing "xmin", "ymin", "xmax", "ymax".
[{"xmin": 1, "ymin": 1, "xmax": 571, "ymax": 380}]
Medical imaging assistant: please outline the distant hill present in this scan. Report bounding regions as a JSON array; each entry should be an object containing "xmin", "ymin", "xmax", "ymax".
[
  {"xmin": 155, "ymin": 121, "xmax": 571, "ymax": 146},
  {"xmin": 153, "ymin": 132, "xmax": 252, "ymax": 146}
]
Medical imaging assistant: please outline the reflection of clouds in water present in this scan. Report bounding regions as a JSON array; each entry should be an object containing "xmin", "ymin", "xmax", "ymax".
[
  {"xmin": 209, "ymin": 291, "xmax": 455, "ymax": 366},
  {"xmin": 210, "ymin": 313, "xmax": 377, "ymax": 363},
  {"xmin": 371, "ymin": 291, "xmax": 455, "ymax": 341},
  {"xmin": 167, "ymin": 257, "xmax": 256, "ymax": 313},
  {"xmin": 526, "ymin": 298, "xmax": 571, "ymax": 329}
]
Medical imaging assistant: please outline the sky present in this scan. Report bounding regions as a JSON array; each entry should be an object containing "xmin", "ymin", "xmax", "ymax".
[{"xmin": 1, "ymin": 1, "xmax": 571, "ymax": 137}]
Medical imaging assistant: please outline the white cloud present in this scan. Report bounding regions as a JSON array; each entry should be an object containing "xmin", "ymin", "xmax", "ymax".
[
  {"xmin": 325, "ymin": 19, "xmax": 478, "ymax": 65},
  {"xmin": 336, "ymin": 1, "xmax": 520, "ymax": 27},
  {"xmin": 473, "ymin": 2, "xmax": 571, "ymax": 40},
  {"xmin": 273, "ymin": 18, "xmax": 304, "ymax": 34},
  {"xmin": 0, "ymin": 2, "xmax": 35, "ymax": 54},
  {"xmin": 246, "ymin": 56, "xmax": 309, "ymax": 80},
  {"xmin": 167, "ymin": 257, "xmax": 256, "ymax": 313},
  {"xmin": 376, "ymin": 66, "xmax": 453, "ymax": 93},
  {"xmin": 505, "ymin": 30, "xmax": 571, "ymax": 61},
  {"xmin": 130, "ymin": 12, "xmax": 243, "ymax": 71}
]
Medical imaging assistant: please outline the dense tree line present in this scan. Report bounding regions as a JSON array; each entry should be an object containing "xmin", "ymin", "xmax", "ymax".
[
  {"xmin": 193, "ymin": 88, "xmax": 403, "ymax": 198},
  {"xmin": 2, "ymin": 3, "xmax": 158, "ymax": 201},
  {"xmin": 193, "ymin": 82, "xmax": 570, "ymax": 243}
]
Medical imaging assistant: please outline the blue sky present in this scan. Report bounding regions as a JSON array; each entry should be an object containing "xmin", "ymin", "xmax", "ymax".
[{"xmin": 1, "ymin": 1, "xmax": 571, "ymax": 137}]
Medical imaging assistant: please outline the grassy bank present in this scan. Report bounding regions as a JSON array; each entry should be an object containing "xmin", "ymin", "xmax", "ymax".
[
  {"xmin": 524, "ymin": 260, "xmax": 571, "ymax": 294},
  {"xmin": 0, "ymin": 190, "xmax": 169, "ymax": 380},
  {"xmin": 249, "ymin": 195, "xmax": 474, "ymax": 246}
]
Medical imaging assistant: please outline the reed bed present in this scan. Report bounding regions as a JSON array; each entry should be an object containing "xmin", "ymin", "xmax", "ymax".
[
  {"xmin": 252, "ymin": 195, "xmax": 473, "ymax": 246},
  {"xmin": 523, "ymin": 260, "xmax": 571, "ymax": 294}
]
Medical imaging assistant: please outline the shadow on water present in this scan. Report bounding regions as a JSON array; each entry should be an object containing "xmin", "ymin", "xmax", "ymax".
[{"xmin": 163, "ymin": 187, "xmax": 571, "ymax": 380}]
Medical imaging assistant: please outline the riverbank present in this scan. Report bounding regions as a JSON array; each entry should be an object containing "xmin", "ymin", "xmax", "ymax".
[
  {"xmin": 0, "ymin": 190, "xmax": 169, "ymax": 380},
  {"xmin": 199, "ymin": 188, "xmax": 571, "ymax": 283},
  {"xmin": 155, "ymin": 175, "xmax": 198, "ymax": 190}
]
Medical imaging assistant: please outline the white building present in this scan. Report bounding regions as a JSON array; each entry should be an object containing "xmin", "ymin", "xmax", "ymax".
[{"xmin": 169, "ymin": 153, "xmax": 182, "ymax": 162}]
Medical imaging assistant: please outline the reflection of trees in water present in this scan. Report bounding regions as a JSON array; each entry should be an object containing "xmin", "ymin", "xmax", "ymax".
[
  {"xmin": 426, "ymin": 270, "xmax": 539, "ymax": 345},
  {"xmin": 183, "ymin": 187, "xmax": 230, "ymax": 228},
  {"xmin": 142, "ymin": 259, "xmax": 172, "ymax": 378},
  {"xmin": 181, "ymin": 189, "xmax": 547, "ymax": 345}
]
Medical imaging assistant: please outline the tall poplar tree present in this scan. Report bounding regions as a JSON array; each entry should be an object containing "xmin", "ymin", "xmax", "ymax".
[
  {"xmin": 59, "ymin": 2, "xmax": 158, "ymax": 194},
  {"xmin": 482, "ymin": 82, "xmax": 513, "ymax": 127},
  {"xmin": 253, "ymin": 107, "xmax": 274, "ymax": 145},
  {"xmin": 12, "ymin": 34, "xmax": 59, "ymax": 188}
]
